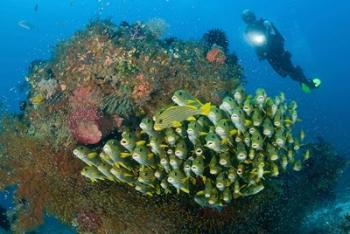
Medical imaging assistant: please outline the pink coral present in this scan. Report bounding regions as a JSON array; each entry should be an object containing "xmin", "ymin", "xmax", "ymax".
[
  {"xmin": 69, "ymin": 85, "xmax": 100, "ymax": 109},
  {"xmin": 132, "ymin": 73, "xmax": 152, "ymax": 102},
  {"xmin": 206, "ymin": 48, "xmax": 226, "ymax": 64},
  {"xmin": 68, "ymin": 107, "xmax": 104, "ymax": 144}
]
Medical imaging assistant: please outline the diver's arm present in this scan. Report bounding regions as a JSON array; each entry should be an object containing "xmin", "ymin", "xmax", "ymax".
[
  {"xmin": 263, "ymin": 20, "xmax": 276, "ymax": 35},
  {"xmin": 264, "ymin": 20, "xmax": 285, "ymax": 43}
]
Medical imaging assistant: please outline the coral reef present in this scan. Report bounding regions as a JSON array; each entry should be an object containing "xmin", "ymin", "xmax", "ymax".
[
  {"xmin": 21, "ymin": 19, "xmax": 241, "ymax": 147},
  {"xmin": 0, "ymin": 19, "xmax": 345, "ymax": 233},
  {"xmin": 202, "ymin": 29, "xmax": 229, "ymax": 53},
  {"xmin": 206, "ymin": 47, "xmax": 226, "ymax": 64}
]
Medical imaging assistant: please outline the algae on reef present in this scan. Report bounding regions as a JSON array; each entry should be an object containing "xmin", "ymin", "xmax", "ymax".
[{"xmin": 0, "ymin": 19, "xmax": 344, "ymax": 234}]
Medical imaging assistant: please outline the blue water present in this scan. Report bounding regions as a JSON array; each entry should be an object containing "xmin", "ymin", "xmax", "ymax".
[{"xmin": 0, "ymin": 0, "xmax": 349, "ymax": 232}]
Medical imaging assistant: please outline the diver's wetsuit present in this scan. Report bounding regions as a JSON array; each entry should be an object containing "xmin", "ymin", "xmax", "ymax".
[{"xmin": 245, "ymin": 19, "xmax": 316, "ymax": 88}]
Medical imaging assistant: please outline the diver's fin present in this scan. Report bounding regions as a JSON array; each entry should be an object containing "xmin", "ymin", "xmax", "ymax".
[
  {"xmin": 301, "ymin": 83, "xmax": 311, "ymax": 93},
  {"xmin": 301, "ymin": 78, "xmax": 321, "ymax": 93},
  {"xmin": 313, "ymin": 78, "xmax": 321, "ymax": 88}
]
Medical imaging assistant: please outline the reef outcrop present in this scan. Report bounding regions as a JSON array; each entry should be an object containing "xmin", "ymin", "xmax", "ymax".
[{"xmin": 0, "ymin": 19, "xmax": 345, "ymax": 234}]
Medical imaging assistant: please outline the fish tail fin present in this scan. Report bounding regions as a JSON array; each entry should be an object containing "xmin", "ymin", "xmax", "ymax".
[{"xmin": 200, "ymin": 103, "xmax": 212, "ymax": 116}]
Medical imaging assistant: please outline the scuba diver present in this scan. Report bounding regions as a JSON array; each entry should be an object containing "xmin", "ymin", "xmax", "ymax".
[{"xmin": 241, "ymin": 9, "xmax": 321, "ymax": 93}]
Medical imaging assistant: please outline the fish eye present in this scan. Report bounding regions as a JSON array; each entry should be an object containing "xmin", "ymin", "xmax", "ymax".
[
  {"xmin": 196, "ymin": 149, "xmax": 202, "ymax": 154},
  {"xmin": 178, "ymin": 91, "xmax": 183, "ymax": 96},
  {"xmin": 159, "ymin": 119, "xmax": 163, "ymax": 123},
  {"xmin": 121, "ymin": 139, "xmax": 127, "ymax": 144}
]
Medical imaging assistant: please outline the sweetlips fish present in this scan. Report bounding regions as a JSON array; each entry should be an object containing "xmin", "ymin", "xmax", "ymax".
[
  {"xmin": 209, "ymin": 155, "xmax": 222, "ymax": 175},
  {"xmin": 262, "ymin": 118, "xmax": 274, "ymax": 138},
  {"xmin": 205, "ymin": 131, "xmax": 223, "ymax": 153},
  {"xmin": 81, "ymin": 166, "xmax": 105, "ymax": 182},
  {"xmin": 103, "ymin": 139, "xmax": 134, "ymax": 169},
  {"xmin": 154, "ymin": 168, "xmax": 165, "ymax": 180},
  {"xmin": 274, "ymin": 129, "xmax": 286, "ymax": 148},
  {"xmin": 293, "ymin": 160, "xmax": 303, "ymax": 171},
  {"xmin": 255, "ymin": 88, "xmax": 267, "ymax": 107},
  {"xmin": 251, "ymin": 131, "xmax": 263, "ymax": 150},
  {"xmin": 266, "ymin": 144, "xmax": 279, "ymax": 161},
  {"xmin": 208, "ymin": 188, "xmax": 221, "ymax": 206},
  {"xmin": 175, "ymin": 139, "xmax": 188, "ymax": 160},
  {"xmin": 96, "ymin": 162, "xmax": 115, "ymax": 181},
  {"xmin": 203, "ymin": 179, "xmax": 214, "ymax": 198},
  {"xmin": 240, "ymin": 183, "xmax": 265, "ymax": 197},
  {"xmin": 233, "ymin": 86, "xmax": 246, "ymax": 105},
  {"xmin": 175, "ymin": 125, "xmax": 187, "ymax": 138},
  {"xmin": 169, "ymin": 154, "xmax": 182, "ymax": 169},
  {"xmin": 159, "ymin": 153, "xmax": 171, "ymax": 172},
  {"xmin": 148, "ymin": 135, "xmax": 166, "ymax": 155},
  {"xmin": 219, "ymin": 96, "xmax": 237, "ymax": 114},
  {"xmin": 187, "ymin": 120, "xmax": 205, "ymax": 145},
  {"xmin": 216, "ymin": 171, "xmax": 229, "ymax": 191},
  {"xmin": 110, "ymin": 167, "xmax": 137, "ymax": 185},
  {"xmin": 171, "ymin": 89, "xmax": 202, "ymax": 107},
  {"xmin": 73, "ymin": 146, "xmax": 99, "ymax": 167},
  {"xmin": 223, "ymin": 187, "xmax": 233, "ymax": 203},
  {"xmin": 132, "ymin": 142, "xmax": 155, "ymax": 166},
  {"xmin": 215, "ymin": 119, "xmax": 236, "ymax": 142},
  {"xmin": 164, "ymin": 128, "xmax": 178, "ymax": 146},
  {"xmin": 207, "ymin": 106, "xmax": 224, "ymax": 125},
  {"xmin": 219, "ymin": 152, "xmax": 232, "ymax": 167},
  {"xmin": 230, "ymin": 109, "xmax": 246, "ymax": 133},
  {"xmin": 227, "ymin": 168, "xmax": 237, "ymax": 182},
  {"xmin": 183, "ymin": 159, "xmax": 193, "ymax": 177},
  {"xmin": 266, "ymin": 98, "xmax": 278, "ymax": 118},
  {"xmin": 270, "ymin": 162, "xmax": 279, "ymax": 177},
  {"xmin": 120, "ymin": 130, "xmax": 136, "ymax": 152},
  {"xmin": 252, "ymin": 109, "xmax": 263, "ymax": 127},
  {"xmin": 140, "ymin": 117, "xmax": 158, "ymax": 137},
  {"xmin": 135, "ymin": 182, "xmax": 157, "ymax": 196},
  {"xmin": 153, "ymin": 103, "xmax": 212, "ymax": 131},
  {"xmin": 191, "ymin": 155, "xmax": 205, "ymax": 177},
  {"xmin": 243, "ymin": 96, "xmax": 253, "ymax": 116},
  {"xmin": 99, "ymin": 152, "xmax": 114, "ymax": 166},
  {"xmin": 167, "ymin": 169, "xmax": 190, "ymax": 193},
  {"xmin": 193, "ymin": 144, "xmax": 205, "ymax": 156},
  {"xmin": 236, "ymin": 142, "xmax": 248, "ymax": 161},
  {"xmin": 194, "ymin": 192, "xmax": 208, "ymax": 207},
  {"xmin": 138, "ymin": 166, "xmax": 156, "ymax": 186}
]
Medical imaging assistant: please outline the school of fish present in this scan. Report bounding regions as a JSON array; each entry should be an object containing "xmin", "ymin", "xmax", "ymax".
[{"xmin": 73, "ymin": 87, "xmax": 310, "ymax": 207}]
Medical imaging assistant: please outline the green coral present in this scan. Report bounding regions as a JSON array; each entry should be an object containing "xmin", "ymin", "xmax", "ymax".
[{"xmin": 74, "ymin": 87, "xmax": 309, "ymax": 207}]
